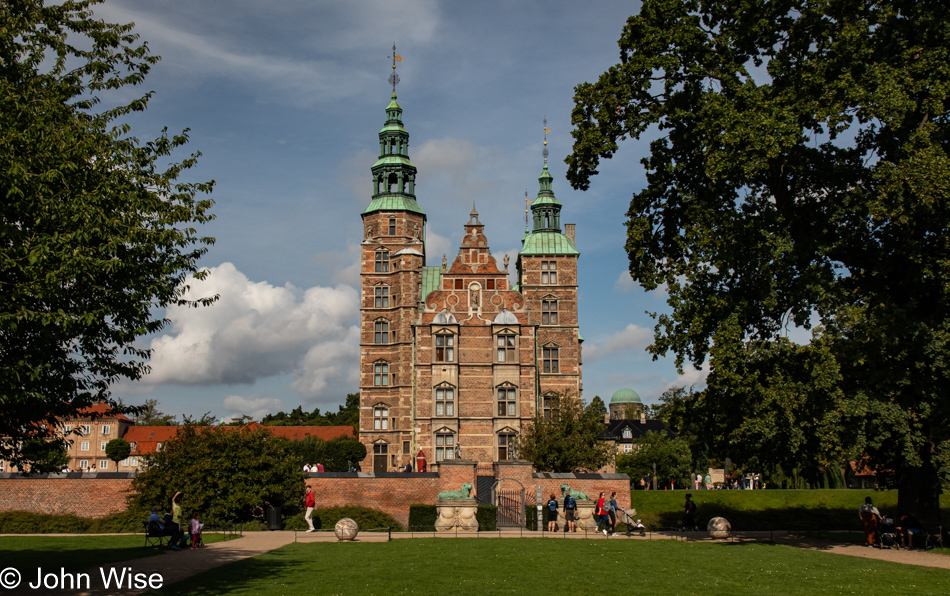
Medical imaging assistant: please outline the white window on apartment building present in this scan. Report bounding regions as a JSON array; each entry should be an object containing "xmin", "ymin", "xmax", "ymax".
[
  {"xmin": 130, "ymin": 457, "xmax": 138, "ymax": 466},
  {"xmin": 99, "ymin": 460, "xmax": 108, "ymax": 470},
  {"xmin": 130, "ymin": 442, "xmax": 136, "ymax": 451},
  {"xmin": 100, "ymin": 442, "xmax": 107, "ymax": 451},
  {"xmin": 80, "ymin": 441, "xmax": 90, "ymax": 451},
  {"xmin": 156, "ymin": 442, "xmax": 163, "ymax": 451},
  {"xmin": 81, "ymin": 425, "xmax": 91, "ymax": 436},
  {"xmin": 79, "ymin": 460, "xmax": 89, "ymax": 469},
  {"xmin": 63, "ymin": 424, "xmax": 71, "ymax": 433},
  {"xmin": 102, "ymin": 424, "xmax": 111, "ymax": 435}
]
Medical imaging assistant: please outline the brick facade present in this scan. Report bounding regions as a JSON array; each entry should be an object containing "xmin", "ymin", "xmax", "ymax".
[
  {"xmin": 359, "ymin": 95, "xmax": 583, "ymax": 473},
  {"xmin": 0, "ymin": 476, "xmax": 133, "ymax": 518}
]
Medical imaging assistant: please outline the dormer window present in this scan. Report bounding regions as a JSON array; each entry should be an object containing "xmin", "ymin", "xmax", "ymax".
[{"xmin": 622, "ymin": 428, "xmax": 632, "ymax": 439}]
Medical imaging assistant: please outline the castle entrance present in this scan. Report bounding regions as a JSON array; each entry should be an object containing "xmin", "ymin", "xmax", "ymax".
[{"xmin": 492, "ymin": 477, "xmax": 525, "ymax": 528}]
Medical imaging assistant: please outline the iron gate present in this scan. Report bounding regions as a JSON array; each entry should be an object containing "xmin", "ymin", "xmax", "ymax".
[
  {"xmin": 492, "ymin": 478, "xmax": 525, "ymax": 528},
  {"xmin": 476, "ymin": 465, "xmax": 494, "ymax": 506}
]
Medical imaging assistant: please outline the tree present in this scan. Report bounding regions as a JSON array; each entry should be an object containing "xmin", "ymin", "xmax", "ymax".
[
  {"xmin": 513, "ymin": 391, "xmax": 613, "ymax": 473},
  {"xmin": 131, "ymin": 426, "xmax": 303, "ymax": 524},
  {"xmin": 0, "ymin": 0, "xmax": 214, "ymax": 472},
  {"xmin": 134, "ymin": 399, "xmax": 178, "ymax": 427},
  {"xmin": 568, "ymin": 0, "xmax": 950, "ymax": 522},
  {"xmin": 287, "ymin": 436, "xmax": 367, "ymax": 472},
  {"xmin": 105, "ymin": 438, "xmax": 131, "ymax": 466},
  {"xmin": 19, "ymin": 438, "xmax": 69, "ymax": 472},
  {"xmin": 261, "ymin": 393, "xmax": 361, "ymax": 430},
  {"xmin": 616, "ymin": 431, "xmax": 692, "ymax": 488}
]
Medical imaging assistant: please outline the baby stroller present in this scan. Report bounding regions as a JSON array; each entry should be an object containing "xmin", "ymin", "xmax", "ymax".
[
  {"xmin": 879, "ymin": 516, "xmax": 899, "ymax": 549},
  {"xmin": 619, "ymin": 508, "xmax": 646, "ymax": 536}
]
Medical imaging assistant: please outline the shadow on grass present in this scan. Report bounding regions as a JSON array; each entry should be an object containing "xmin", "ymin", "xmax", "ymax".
[
  {"xmin": 143, "ymin": 554, "xmax": 297, "ymax": 596},
  {"xmin": 0, "ymin": 544, "xmax": 163, "ymax": 574}
]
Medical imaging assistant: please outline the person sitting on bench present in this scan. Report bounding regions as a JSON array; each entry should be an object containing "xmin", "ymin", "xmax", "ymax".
[{"xmin": 150, "ymin": 505, "xmax": 184, "ymax": 550}]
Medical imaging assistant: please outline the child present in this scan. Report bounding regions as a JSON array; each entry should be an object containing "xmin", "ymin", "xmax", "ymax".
[{"xmin": 189, "ymin": 510, "xmax": 204, "ymax": 549}]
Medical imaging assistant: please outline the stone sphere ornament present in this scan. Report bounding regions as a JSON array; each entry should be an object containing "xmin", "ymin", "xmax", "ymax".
[
  {"xmin": 707, "ymin": 516, "xmax": 732, "ymax": 538},
  {"xmin": 334, "ymin": 517, "xmax": 359, "ymax": 541}
]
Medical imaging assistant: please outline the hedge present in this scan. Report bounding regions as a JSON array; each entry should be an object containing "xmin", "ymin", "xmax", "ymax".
[{"xmin": 283, "ymin": 506, "xmax": 401, "ymax": 531}]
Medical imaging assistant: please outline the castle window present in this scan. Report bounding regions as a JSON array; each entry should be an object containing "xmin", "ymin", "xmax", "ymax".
[
  {"xmin": 541, "ymin": 261, "xmax": 557, "ymax": 284},
  {"xmin": 542, "ymin": 346, "xmax": 559, "ymax": 373},
  {"xmin": 389, "ymin": 218, "xmax": 396, "ymax": 235},
  {"xmin": 374, "ymin": 286, "xmax": 390, "ymax": 308},
  {"xmin": 374, "ymin": 320, "xmax": 390, "ymax": 343},
  {"xmin": 542, "ymin": 299, "xmax": 558, "ymax": 325},
  {"xmin": 435, "ymin": 333, "xmax": 455, "ymax": 362},
  {"xmin": 543, "ymin": 394, "xmax": 558, "ymax": 419},
  {"xmin": 435, "ymin": 431, "xmax": 455, "ymax": 461},
  {"xmin": 498, "ymin": 433, "xmax": 516, "ymax": 461},
  {"xmin": 374, "ymin": 406, "xmax": 389, "ymax": 430},
  {"xmin": 496, "ymin": 333, "xmax": 515, "ymax": 362},
  {"xmin": 374, "ymin": 363, "xmax": 390, "ymax": 386},
  {"xmin": 497, "ymin": 385, "xmax": 516, "ymax": 417},
  {"xmin": 375, "ymin": 250, "xmax": 389, "ymax": 272},
  {"xmin": 435, "ymin": 386, "xmax": 455, "ymax": 416}
]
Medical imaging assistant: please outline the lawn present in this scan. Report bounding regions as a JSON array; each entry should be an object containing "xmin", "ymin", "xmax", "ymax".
[
  {"xmin": 143, "ymin": 538, "xmax": 950, "ymax": 596},
  {"xmin": 628, "ymin": 489, "xmax": 949, "ymax": 531},
  {"xmin": 0, "ymin": 533, "xmax": 234, "ymax": 572}
]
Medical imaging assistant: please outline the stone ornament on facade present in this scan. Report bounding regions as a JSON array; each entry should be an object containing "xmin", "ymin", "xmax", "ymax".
[
  {"xmin": 707, "ymin": 516, "xmax": 732, "ymax": 538},
  {"xmin": 334, "ymin": 517, "xmax": 359, "ymax": 541},
  {"xmin": 434, "ymin": 500, "xmax": 479, "ymax": 532}
]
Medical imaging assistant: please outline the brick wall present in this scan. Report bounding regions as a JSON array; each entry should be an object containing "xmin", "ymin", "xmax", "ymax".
[{"xmin": 0, "ymin": 475, "xmax": 134, "ymax": 518}]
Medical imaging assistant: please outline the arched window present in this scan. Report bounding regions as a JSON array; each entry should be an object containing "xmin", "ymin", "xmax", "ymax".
[
  {"xmin": 497, "ymin": 384, "xmax": 517, "ymax": 417},
  {"xmin": 373, "ymin": 406, "xmax": 389, "ymax": 430},
  {"xmin": 375, "ymin": 250, "xmax": 389, "ymax": 272},
  {"xmin": 542, "ymin": 299, "xmax": 558, "ymax": 325},
  {"xmin": 435, "ymin": 384, "xmax": 455, "ymax": 416},
  {"xmin": 374, "ymin": 320, "xmax": 390, "ymax": 343},
  {"xmin": 374, "ymin": 362, "xmax": 390, "ymax": 386}
]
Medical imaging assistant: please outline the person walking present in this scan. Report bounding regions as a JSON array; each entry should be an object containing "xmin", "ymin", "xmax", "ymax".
[
  {"xmin": 546, "ymin": 493, "xmax": 559, "ymax": 532},
  {"xmin": 683, "ymin": 493, "xmax": 697, "ymax": 531},
  {"xmin": 564, "ymin": 489, "xmax": 577, "ymax": 532},
  {"xmin": 606, "ymin": 491, "xmax": 618, "ymax": 535},
  {"xmin": 596, "ymin": 492, "xmax": 608, "ymax": 535},
  {"xmin": 858, "ymin": 496, "xmax": 881, "ymax": 547},
  {"xmin": 304, "ymin": 485, "xmax": 316, "ymax": 532}
]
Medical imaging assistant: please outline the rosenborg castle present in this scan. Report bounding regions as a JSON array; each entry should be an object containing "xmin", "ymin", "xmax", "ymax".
[{"xmin": 357, "ymin": 93, "xmax": 583, "ymax": 472}]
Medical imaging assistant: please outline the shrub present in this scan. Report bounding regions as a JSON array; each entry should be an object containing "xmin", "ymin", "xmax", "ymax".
[
  {"xmin": 284, "ymin": 506, "xmax": 400, "ymax": 531},
  {"xmin": 476, "ymin": 505, "xmax": 497, "ymax": 531},
  {"xmin": 408, "ymin": 504, "xmax": 437, "ymax": 530}
]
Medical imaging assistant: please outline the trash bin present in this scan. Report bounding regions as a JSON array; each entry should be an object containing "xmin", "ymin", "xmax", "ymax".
[{"xmin": 265, "ymin": 505, "xmax": 282, "ymax": 531}]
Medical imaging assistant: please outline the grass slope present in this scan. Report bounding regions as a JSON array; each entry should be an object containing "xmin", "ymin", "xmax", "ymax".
[
  {"xmin": 146, "ymin": 539, "xmax": 950, "ymax": 596},
  {"xmin": 629, "ymin": 489, "xmax": 949, "ymax": 530}
]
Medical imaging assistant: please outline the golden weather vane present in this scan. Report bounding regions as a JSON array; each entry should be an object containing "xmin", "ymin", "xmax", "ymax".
[
  {"xmin": 389, "ymin": 42, "xmax": 403, "ymax": 94},
  {"xmin": 543, "ymin": 115, "xmax": 550, "ymax": 165}
]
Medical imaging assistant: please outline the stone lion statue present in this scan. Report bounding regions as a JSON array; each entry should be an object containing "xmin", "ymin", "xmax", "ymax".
[
  {"xmin": 560, "ymin": 484, "xmax": 590, "ymax": 501},
  {"xmin": 438, "ymin": 482, "xmax": 474, "ymax": 500}
]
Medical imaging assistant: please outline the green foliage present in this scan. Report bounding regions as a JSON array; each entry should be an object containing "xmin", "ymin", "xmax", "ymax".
[
  {"xmin": 475, "ymin": 506, "xmax": 497, "ymax": 532},
  {"xmin": 407, "ymin": 504, "xmax": 438, "ymax": 530},
  {"xmin": 0, "ymin": 508, "xmax": 144, "ymax": 534},
  {"xmin": 513, "ymin": 391, "xmax": 613, "ymax": 473},
  {"xmin": 133, "ymin": 399, "xmax": 178, "ymax": 426},
  {"xmin": 283, "ymin": 506, "xmax": 401, "ymax": 531},
  {"xmin": 104, "ymin": 438, "xmax": 131, "ymax": 464},
  {"xmin": 287, "ymin": 436, "xmax": 366, "ymax": 472},
  {"xmin": 19, "ymin": 438, "xmax": 69, "ymax": 472},
  {"xmin": 567, "ymin": 0, "xmax": 950, "ymax": 522},
  {"xmin": 130, "ymin": 426, "xmax": 303, "ymax": 524},
  {"xmin": 616, "ymin": 431, "xmax": 692, "ymax": 487},
  {"xmin": 261, "ymin": 393, "xmax": 360, "ymax": 430},
  {"xmin": 0, "ymin": 0, "xmax": 215, "ymax": 472}
]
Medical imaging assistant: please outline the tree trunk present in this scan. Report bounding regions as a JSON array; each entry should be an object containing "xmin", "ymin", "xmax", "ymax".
[{"xmin": 896, "ymin": 444, "xmax": 942, "ymax": 526}]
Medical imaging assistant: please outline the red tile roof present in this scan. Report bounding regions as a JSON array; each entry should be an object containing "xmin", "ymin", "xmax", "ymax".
[
  {"xmin": 123, "ymin": 424, "xmax": 354, "ymax": 454},
  {"xmin": 253, "ymin": 424, "xmax": 354, "ymax": 441},
  {"xmin": 124, "ymin": 426, "xmax": 180, "ymax": 455},
  {"xmin": 74, "ymin": 403, "xmax": 132, "ymax": 422}
]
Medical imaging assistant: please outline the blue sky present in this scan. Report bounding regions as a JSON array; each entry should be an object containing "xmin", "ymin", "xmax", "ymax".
[{"xmin": 96, "ymin": 0, "xmax": 709, "ymax": 420}]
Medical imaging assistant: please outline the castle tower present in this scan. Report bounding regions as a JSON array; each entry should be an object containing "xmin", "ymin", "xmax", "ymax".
[
  {"xmin": 359, "ymin": 93, "xmax": 426, "ymax": 473},
  {"xmin": 517, "ymin": 162, "xmax": 582, "ymax": 413}
]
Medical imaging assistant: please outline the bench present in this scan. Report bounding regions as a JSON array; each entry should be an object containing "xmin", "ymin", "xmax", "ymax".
[
  {"xmin": 142, "ymin": 521, "xmax": 168, "ymax": 548},
  {"xmin": 925, "ymin": 525, "xmax": 944, "ymax": 549}
]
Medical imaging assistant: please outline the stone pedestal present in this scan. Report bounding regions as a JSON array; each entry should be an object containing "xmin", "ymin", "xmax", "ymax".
[
  {"xmin": 435, "ymin": 500, "xmax": 479, "ymax": 532},
  {"xmin": 574, "ymin": 500, "xmax": 597, "ymax": 532}
]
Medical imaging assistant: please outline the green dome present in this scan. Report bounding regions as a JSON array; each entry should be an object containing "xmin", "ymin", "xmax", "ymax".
[{"xmin": 610, "ymin": 388, "xmax": 642, "ymax": 404}]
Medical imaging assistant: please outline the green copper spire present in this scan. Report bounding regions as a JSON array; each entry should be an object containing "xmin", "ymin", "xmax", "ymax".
[
  {"xmin": 530, "ymin": 163, "xmax": 562, "ymax": 232},
  {"xmin": 519, "ymin": 124, "xmax": 578, "ymax": 257},
  {"xmin": 364, "ymin": 92, "xmax": 424, "ymax": 215}
]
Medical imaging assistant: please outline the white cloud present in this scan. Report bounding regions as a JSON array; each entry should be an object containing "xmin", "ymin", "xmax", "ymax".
[
  {"xmin": 142, "ymin": 263, "xmax": 359, "ymax": 401},
  {"xmin": 667, "ymin": 362, "xmax": 710, "ymax": 390},
  {"xmin": 615, "ymin": 271, "xmax": 636, "ymax": 293},
  {"xmin": 414, "ymin": 138, "xmax": 505, "ymax": 207},
  {"xmin": 223, "ymin": 395, "xmax": 284, "ymax": 421},
  {"xmin": 584, "ymin": 324, "xmax": 653, "ymax": 362},
  {"xmin": 312, "ymin": 242, "xmax": 362, "ymax": 286}
]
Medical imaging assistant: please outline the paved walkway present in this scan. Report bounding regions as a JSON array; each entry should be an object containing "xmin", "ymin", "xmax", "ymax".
[{"xmin": 7, "ymin": 529, "xmax": 948, "ymax": 595}]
